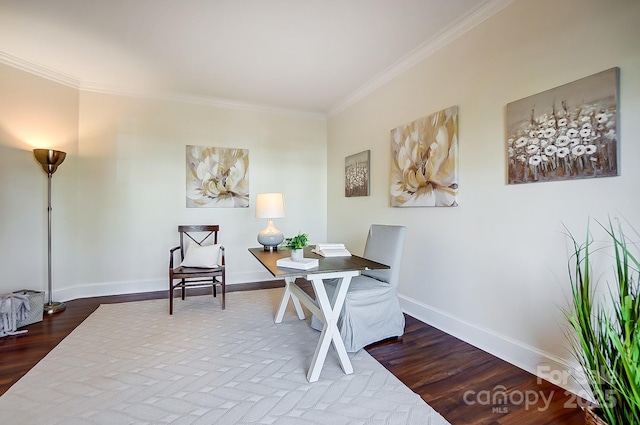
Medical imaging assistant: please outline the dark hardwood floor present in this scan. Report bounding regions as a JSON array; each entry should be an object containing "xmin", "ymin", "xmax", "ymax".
[{"xmin": 0, "ymin": 281, "xmax": 585, "ymax": 424}]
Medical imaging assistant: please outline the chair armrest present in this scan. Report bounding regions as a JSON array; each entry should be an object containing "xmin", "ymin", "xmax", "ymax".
[{"xmin": 169, "ymin": 246, "xmax": 181, "ymax": 268}]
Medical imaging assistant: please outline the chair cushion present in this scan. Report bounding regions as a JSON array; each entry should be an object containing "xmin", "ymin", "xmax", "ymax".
[{"xmin": 180, "ymin": 244, "xmax": 221, "ymax": 268}]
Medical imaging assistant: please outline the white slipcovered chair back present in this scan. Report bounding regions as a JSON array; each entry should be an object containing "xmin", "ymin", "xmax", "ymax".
[{"xmin": 360, "ymin": 224, "xmax": 407, "ymax": 287}]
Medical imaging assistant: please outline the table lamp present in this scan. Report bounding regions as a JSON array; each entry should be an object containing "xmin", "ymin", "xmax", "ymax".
[{"xmin": 255, "ymin": 193, "xmax": 285, "ymax": 251}]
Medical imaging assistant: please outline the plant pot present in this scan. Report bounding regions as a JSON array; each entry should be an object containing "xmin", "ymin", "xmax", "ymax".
[
  {"xmin": 291, "ymin": 249, "xmax": 303, "ymax": 261},
  {"xmin": 583, "ymin": 406, "xmax": 608, "ymax": 425}
]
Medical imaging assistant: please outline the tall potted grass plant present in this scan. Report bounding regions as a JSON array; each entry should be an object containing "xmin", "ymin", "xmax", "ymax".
[{"xmin": 566, "ymin": 218, "xmax": 640, "ymax": 425}]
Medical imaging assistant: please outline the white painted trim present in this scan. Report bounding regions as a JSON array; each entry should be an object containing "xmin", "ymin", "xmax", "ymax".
[
  {"xmin": 79, "ymin": 81, "xmax": 327, "ymax": 119},
  {"xmin": 54, "ymin": 271, "xmax": 281, "ymax": 303},
  {"xmin": 399, "ymin": 293, "xmax": 594, "ymax": 401},
  {"xmin": 328, "ymin": 0, "xmax": 518, "ymax": 117},
  {"xmin": 0, "ymin": 51, "xmax": 80, "ymax": 88},
  {"xmin": 0, "ymin": 50, "xmax": 325, "ymax": 119}
]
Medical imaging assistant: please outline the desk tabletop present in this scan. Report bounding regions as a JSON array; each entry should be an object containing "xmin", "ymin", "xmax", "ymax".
[{"xmin": 248, "ymin": 246, "xmax": 389, "ymax": 278}]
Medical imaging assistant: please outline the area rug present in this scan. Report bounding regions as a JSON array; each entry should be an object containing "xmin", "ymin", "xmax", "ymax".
[{"xmin": 0, "ymin": 288, "xmax": 450, "ymax": 425}]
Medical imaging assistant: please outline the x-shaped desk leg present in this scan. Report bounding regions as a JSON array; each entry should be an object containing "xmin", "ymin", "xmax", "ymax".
[
  {"xmin": 274, "ymin": 271, "xmax": 358, "ymax": 382},
  {"xmin": 275, "ymin": 277, "xmax": 305, "ymax": 323},
  {"xmin": 306, "ymin": 275, "xmax": 353, "ymax": 382}
]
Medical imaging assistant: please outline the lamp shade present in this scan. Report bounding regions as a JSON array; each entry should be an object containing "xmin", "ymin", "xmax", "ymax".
[
  {"xmin": 255, "ymin": 193, "xmax": 285, "ymax": 218},
  {"xmin": 34, "ymin": 149, "xmax": 66, "ymax": 175}
]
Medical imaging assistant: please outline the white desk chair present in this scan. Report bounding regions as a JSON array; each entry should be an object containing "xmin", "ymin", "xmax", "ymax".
[{"xmin": 312, "ymin": 224, "xmax": 407, "ymax": 352}]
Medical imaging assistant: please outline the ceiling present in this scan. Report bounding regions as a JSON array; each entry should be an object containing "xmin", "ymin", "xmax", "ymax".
[{"xmin": 0, "ymin": 0, "xmax": 511, "ymax": 115}]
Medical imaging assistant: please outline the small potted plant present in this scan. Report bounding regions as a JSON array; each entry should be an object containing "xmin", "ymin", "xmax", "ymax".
[
  {"xmin": 282, "ymin": 232, "xmax": 309, "ymax": 261},
  {"xmin": 565, "ymin": 218, "xmax": 639, "ymax": 425}
]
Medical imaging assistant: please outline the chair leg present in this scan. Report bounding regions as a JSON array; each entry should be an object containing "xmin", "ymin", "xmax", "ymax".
[
  {"xmin": 221, "ymin": 281, "xmax": 226, "ymax": 310},
  {"xmin": 181, "ymin": 279, "xmax": 186, "ymax": 300},
  {"xmin": 213, "ymin": 279, "xmax": 217, "ymax": 297},
  {"xmin": 169, "ymin": 281, "xmax": 174, "ymax": 315}
]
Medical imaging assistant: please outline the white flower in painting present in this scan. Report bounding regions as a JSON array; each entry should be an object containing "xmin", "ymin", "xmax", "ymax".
[
  {"xmin": 572, "ymin": 145, "xmax": 586, "ymax": 156},
  {"xmin": 555, "ymin": 136, "xmax": 570, "ymax": 147},
  {"xmin": 541, "ymin": 154, "xmax": 549, "ymax": 162},
  {"xmin": 390, "ymin": 108, "xmax": 458, "ymax": 207},
  {"xmin": 557, "ymin": 118, "xmax": 568, "ymax": 127},
  {"xmin": 530, "ymin": 138, "xmax": 540, "ymax": 145},
  {"xmin": 540, "ymin": 139, "xmax": 548, "ymax": 148},
  {"xmin": 526, "ymin": 145, "xmax": 540, "ymax": 155},
  {"xmin": 585, "ymin": 144, "xmax": 597, "ymax": 154},
  {"xmin": 546, "ymin": 119, "xmax": 556, "ymax": 127},
  {"xmin": 570, "ymin": 138, "xmax": 581, "ymax": 146},
  {"xmin": 186, "ymin": 147, "xmax": 250, "ymax": 207},
  {"xmin": 557, "ymin": 147, "xmax": 570, "ymax": 158},
  {"xmin": 544, "ymin": 128, "xmax": 557, "ymax": 138},
  {"xmin": 596, "ymin": 113, "xmax": 608, "ymax": 124},
  {"xmin": 538, "ymin": 130, "xmax": 546, "ymax": 138},
  {"xmin": 544, "ymin": 145, "xmax": 558, "ymax": 156},
  {"xmin": 580, "ymin": 128, "xmax": 592, "ymax": 138},
  {"xmin": 529, "ymin": 155, "xmax": 542, "ymax": 166},
  {"xmin": 515, "ymin": 137, "xmax": 528, "ymax": 148},
  {"xmin": 582, "ymin": 122, "xmax": 592, "ymax": 129},
  {"xmin": 567, "ymin": 128, "xmax": 579, "ymax": 138},
  {"xmin": 517, "ymin": 154, "xmax": 527, "ymax": 163},
  {"xmin": 529, "ymin": 130, "xmax": 538, "ymax": 138}
]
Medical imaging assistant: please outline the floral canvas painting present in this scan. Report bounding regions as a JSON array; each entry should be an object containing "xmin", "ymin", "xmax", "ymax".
[
  {"xmin": 507, "ymin": 68, "xmax": 619, "ymax": 184},
  {"xmin": 345, "ymin": 150, "xmax": 370, "ymax": 197},
  {"xmin": 390, "ymin": 106, "xmax": 458, "ymax": 207},
  {"xmin": 186, "ymin": 145, "xmax": 249, "ymax": 208}
]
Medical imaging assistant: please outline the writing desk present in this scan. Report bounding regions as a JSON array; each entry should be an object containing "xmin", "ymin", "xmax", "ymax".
[{"xmin": 248, "ymin": 246, "xmax": 389, "ymax": 382}]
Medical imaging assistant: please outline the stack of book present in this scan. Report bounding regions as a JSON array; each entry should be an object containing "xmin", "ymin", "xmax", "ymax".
[{"xmin": 312, "ymin": 243, "xmax": 351, "ymax": 257}]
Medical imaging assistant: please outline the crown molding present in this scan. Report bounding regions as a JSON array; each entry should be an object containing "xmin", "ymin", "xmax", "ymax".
[
  {"xmin": 80, "ymin": 82, "xmax": 327, "ymax": 120},
  {"xmin": 327, "ymin": 0, "xmax": 518, "ymax": 117},
  {"xmin": 0, "ymin": 51, "xmax": 81, "ymax": 88},
  {"xmin": 0, "ymin": 50, "xmax": 325, "ymax": 120}
]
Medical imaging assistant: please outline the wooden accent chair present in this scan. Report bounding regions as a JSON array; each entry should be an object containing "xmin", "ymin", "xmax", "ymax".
[{"xmin": 169, "ymin": 225, "xmax": 225, "ymax": 314}]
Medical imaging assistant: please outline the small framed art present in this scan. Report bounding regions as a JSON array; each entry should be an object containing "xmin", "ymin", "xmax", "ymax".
[{"xmin": 345, "ymin": 150, "xmax": 370, "ymax": 197}]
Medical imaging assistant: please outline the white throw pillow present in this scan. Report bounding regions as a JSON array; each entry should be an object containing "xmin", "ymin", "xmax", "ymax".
[{"xmin": 180, "ymin": 243, "xmax": 220, "ymax": 268}]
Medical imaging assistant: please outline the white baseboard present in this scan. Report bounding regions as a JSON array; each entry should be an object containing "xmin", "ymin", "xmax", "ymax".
[
  {"xmin": 399, "ymin": 294, "xmax": 593, "ymax": 401},
  {"xmin": 55, "ymin": 270, "xmax": 279, "ymax": 302}
]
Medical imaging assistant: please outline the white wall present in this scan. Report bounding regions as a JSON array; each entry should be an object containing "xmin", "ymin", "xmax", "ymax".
[
  {"xmin": 72, "ymin": 92, "xmax": 327, "ymax": 298},
  {"xmin": 0, "ymin": 65, "xmax": 328, "ymax": 301},
  {"xmin": 326, "ymin": 0, "xmax": 640, "ymax": 396},
  {"xmin": 0, "ymin": 62, "xmax": 79, "ymax": 301}
]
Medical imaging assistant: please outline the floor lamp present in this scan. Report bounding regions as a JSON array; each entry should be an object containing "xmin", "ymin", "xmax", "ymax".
[{"xmin": 33, "ymin": 149, "xmax": 67, "ymax": 314}]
